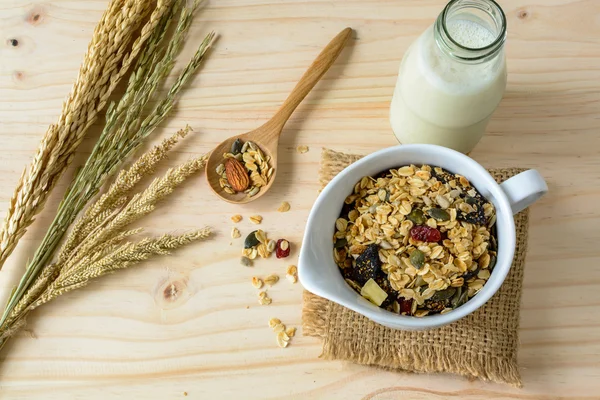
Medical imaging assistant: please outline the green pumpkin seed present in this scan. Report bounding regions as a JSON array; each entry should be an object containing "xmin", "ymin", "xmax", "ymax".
[
  {"xmin": 431, "ymin": 287, "xmax": 457, "ymax": 301},
  {"xmin": 407, "ymin": 209, "xmax": 426, "ymax": 225},
  {"xmin": 465, "ymin": 196, "xmax": 478, "ymax": 205},
  {"xmin": 410, "ymin": 249, "xmax": 425, "ymax": 269},
  {"xmin": 490, "ymin": 234, "xmax": 497, "ymax": 250},
  {"xmin": 488, "ymin": 255, "xmax": 497, "ymax": 271},
  {"xmin": 450, "ymin": 287, "xmax": 462, "ymax": 308},
  {"xmin": 451, "ymin": 287, "xmax": 469, "ymax": 308},
  {"xmin": 427, "ymin": 208, "xmax": 450, "ymax": 221},
  {"xmin": 244, "ymin": 230, "xmax": 260, "ymax": 249},
  {"xmin": 463, "ymin": 267, "xmax": 479, "ymax": 281},
  {"xmin": 334, "ymin": 238, "xmax": 348, "ymax": 249},
  {"xmin": 231, "ymin": 138, "xmax": 243, "ymax": 155}
]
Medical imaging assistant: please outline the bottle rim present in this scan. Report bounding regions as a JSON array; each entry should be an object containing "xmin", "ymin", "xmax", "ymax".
[{"xmin": 436, "ymin": 0, "xmax": 507, "ymax": 62}]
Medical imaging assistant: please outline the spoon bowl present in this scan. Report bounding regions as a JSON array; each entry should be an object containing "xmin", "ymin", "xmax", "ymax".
[
  {"xmin": 206, "ymin": 126, "xmax": 279, "ymax": 204},
  {"xmin": 206, "ymin": 28, "xmax": 352, "ymax": 204}
]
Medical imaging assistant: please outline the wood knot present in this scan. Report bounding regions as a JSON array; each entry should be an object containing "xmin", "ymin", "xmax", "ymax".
[
  {"xmin": 163, "ymin": 281, "xmax": 185, "ymax": 302},
  {"xmin": 154, "ymin": 274, "xmax": 193, "ymax": 310},
  {"xmin": 13, "ymin": 71, "xmax": 24, "ymax": 82},
  {"xmin": 517, "ymin": 9, "xmax": 529, "ymax": 19},
  {"xmin": 7, "ymin": 38, "xmax": 19, "ymax": 47},
  {"xmin": 27, "ymin": 6, "xmax": 45, "ymax": 25}
]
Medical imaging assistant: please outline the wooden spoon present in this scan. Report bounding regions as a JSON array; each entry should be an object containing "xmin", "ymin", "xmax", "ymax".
[{"xmin": 206, "ymin": 27, "xmax": 352, "ymax": 204}]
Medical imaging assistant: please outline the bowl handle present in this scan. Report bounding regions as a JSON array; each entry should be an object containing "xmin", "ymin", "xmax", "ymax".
[{"xmin": 499, "ymin": 169, "xmax": 548, "ymax": 215}]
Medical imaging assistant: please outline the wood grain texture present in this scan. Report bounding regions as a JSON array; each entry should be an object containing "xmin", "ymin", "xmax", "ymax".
[{"xmin": 0, "ymin": 0, "xmax": 599, "ymax": 398}]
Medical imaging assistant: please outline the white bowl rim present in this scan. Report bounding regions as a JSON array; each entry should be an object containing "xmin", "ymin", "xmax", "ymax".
[{"xmin": 298, "ymin": 144, "xmax": 516, "ymax": 329}]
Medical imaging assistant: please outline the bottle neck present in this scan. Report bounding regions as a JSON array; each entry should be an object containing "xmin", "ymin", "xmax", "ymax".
[{"xmin": 434, "ymin": 0, "xmax": 506, "ymax": 64}]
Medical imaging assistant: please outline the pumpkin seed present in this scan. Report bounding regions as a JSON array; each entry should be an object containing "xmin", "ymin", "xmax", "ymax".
[
  {"xmin": 427, "ymin": 208, "xmax": 450, "ymax": 221},
  {"xmin": 244, "ymin": 231, "xmax": 260, "ymax": 249},
  {"xmin": 431, "ymin": 287, "xmax": 456, "ymax": 301},
  {"xmin": 488, "ymin": 255, "xmax": 497, "ymax": 271},
  {"xmin": 231, "ymin": 138, "xmax": 243, "ymax": 155},
  {"xmin": 216, "ymin": 163, "xmax": 225, "ymax": 175},
  {"xmin": 240, "ymin": 256, "xmax": 252, "ymax": 267},
  {"xmin": 407, "ymin": 209, "xmax": 426, "ymax": 225},
  {"xmin": 409, "ymin": 249, "xmax": 425, "ymax": 269},
  {"xmin": 334, "ymin": 238, "xmax": 348, "ymax": 249},
  {"xmin": 465, "ymin": 196, "xmax": 478, "ymax": 205},
  {"xmin": 490, "ymin": 234, "xmax": 497, "ymax": 250},
  {"xmin": 463, "ymin": 268, "xmax": 479, "ymax": 281},
  {"xmin": 451, "ymin": 287, "xmax": 468, "ymax": 308},
  {"xmin": 241, "ymin": 141, "xmax": 249, "ymax": 153}
]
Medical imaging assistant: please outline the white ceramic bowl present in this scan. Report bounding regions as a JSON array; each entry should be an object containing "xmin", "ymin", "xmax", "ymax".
[{"xmin": 298, "ymin": 144, "xmax": 547, "ymax": 330}]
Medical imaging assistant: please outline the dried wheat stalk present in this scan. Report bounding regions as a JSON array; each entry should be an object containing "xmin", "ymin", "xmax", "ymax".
[{"xmin": 0, "ymin": 0, "xmax": 175, "ymax": 269}]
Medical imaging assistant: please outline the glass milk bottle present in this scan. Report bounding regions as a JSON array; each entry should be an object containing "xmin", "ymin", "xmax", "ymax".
[{"xmin": 390, "ymin": 0, "xmax": 507, "ymax": 154}]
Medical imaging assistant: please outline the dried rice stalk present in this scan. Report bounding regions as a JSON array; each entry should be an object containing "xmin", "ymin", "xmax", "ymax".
[
  {"xmin": 2, "ymin": 134, "xmax": 211, "ymax": 337},
  {"xmin": 0, "ymin": 2, "xmax": 215, "ymax": 326},
  {"xmin": 0, "ymin": 0, "xmax": 174, "ymax": 269}
]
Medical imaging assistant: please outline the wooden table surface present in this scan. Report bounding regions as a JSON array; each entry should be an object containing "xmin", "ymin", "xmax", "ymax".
[{"xmin": 1, "ymin": 0, "xmax": 599, "ymax": 398}]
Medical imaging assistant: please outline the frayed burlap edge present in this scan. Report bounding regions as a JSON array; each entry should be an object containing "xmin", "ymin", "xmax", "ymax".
[{"xmin": 302, "ymin": 148, "xmax": 528, "ymax": 387}]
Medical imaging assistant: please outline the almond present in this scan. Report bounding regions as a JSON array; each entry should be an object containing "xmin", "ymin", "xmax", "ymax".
[{"xmin": 225, "ymin": 158, "xmax": 250, "ymax": 192}]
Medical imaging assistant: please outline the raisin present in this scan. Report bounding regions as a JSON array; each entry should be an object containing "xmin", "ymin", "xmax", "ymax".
[
  {"xmin": 377, "ymin": 170, "xmax": 390, "ymax": 179},
  {"xmin": 399, "ymin": 298, "xmax": 413, "ymax": 315},
  {"xmin": 456, "ymin": 193, "xmax": 488, "ymax": 225},
  {"xmin": 430, "ymin": 167, "xmax": 454, "ymax": 184},
  {"xmin": 353, "ymin": 244, "xmax": 381, "ymax": 285},
  {"xmin": 456, "ymin": 207, "xmax": 487, "ymax": 225},
  {"xmin": 410, "ymin": 225, "xmax": 441, "ymax": 242},
  {"xmin": 339, "ymin": 201, "xmax": 355, "ymax": 220}
]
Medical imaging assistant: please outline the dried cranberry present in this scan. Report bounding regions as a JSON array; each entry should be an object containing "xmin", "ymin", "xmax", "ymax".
[
  {"xmin": 399, "ymin": 298, "xmax": 413, "ymax": 315},
  {"xmin": 275, "ymin": 239, "xmax": 290, "ymax": 258},
  {"xmin": 410, "ymin": 225, "xmax": 441, "ymax": 242}
]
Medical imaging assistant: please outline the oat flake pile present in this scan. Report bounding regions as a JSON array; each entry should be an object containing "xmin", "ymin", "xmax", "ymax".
[{"xmin": 333, "ymin": 164, "xmax": 497, "ymax": 317}]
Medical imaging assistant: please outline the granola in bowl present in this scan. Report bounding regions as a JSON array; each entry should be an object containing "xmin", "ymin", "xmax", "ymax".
[{"xmin": 333, "ymin": 164, "xmax": 497, "ymax": 317}]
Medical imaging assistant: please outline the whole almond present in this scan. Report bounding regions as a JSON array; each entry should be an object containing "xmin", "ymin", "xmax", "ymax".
[{"xmin": 225, "ymin": 158, "xmax": 250, "ymax": 192}]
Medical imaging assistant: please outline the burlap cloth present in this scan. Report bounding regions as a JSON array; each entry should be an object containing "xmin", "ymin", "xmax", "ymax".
[{"xmin": 302, "ymin": 149, "xmax": 529, "ymax": 387}]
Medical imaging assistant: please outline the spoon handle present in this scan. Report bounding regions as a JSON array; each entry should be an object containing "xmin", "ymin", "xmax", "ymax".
[{"xmin": 268, "ymin": 27, "xmax": 352, "ymax": 132}]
